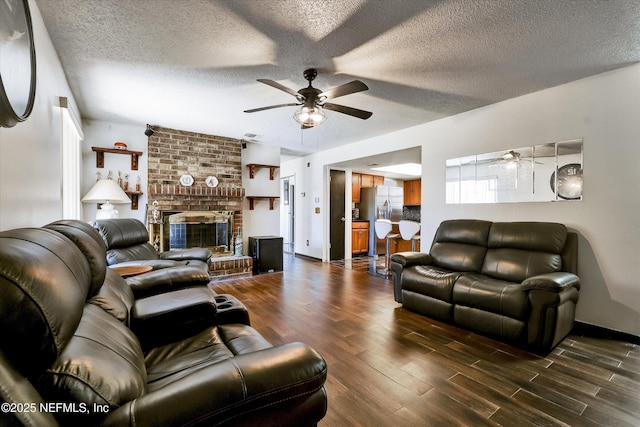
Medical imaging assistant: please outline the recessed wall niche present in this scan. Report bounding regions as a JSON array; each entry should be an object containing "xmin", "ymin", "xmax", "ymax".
[{"xmin": 446, "ymin": 139, "xmax": 583, "ymax": 204}]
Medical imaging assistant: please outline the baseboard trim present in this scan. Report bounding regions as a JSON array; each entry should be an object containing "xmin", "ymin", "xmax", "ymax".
[
  {"xmin": 573, "ymin": 321, "xmax": 640, "ymax": 345},
  {"xmin": 294, "ymin": 253, "xmax": 322, "ymax": 262}
]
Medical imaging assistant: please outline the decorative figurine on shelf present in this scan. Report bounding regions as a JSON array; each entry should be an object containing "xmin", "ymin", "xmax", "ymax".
[
  {"xmin": 95, "ymin": 171, "xmax": 102, "ymax": 182},
  {"xmin": 117, "ymin": 171, "xmax": 122, "ymax": 188},
  {"xmin": 136, "ymin": 175, "xmax": 141, "ymax": 192},
  {"xmin": 151, "ymin": 200, "xmax": 160, "ymax": 223},
  {"xmin": 107, "ymin": 170, "xmax": 113, "ymax": 180},
  {"xmin": 234, "ymin": 226, "xmax": 243, "ymax": 256},
  {"xmin": 123, "ymin": 174, "xmax": 129, "ymax": 191}
]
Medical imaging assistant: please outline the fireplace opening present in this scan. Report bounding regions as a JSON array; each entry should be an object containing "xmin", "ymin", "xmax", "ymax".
[{"xmin": 165, "ymin": 211, "xmax": 234, "ymax": 256}]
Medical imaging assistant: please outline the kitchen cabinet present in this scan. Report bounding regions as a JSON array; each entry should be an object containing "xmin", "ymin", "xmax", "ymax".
[
  {"xmin": 352, "ymin": 173, "xmax": 384, "ymax": 203},
  {"xmin": 360, "ymin": 174, "xmax": 374, "ymax": 188},
  {"xmin": 352, "ymin": 221, "xmax": 369, "ymax": 255},
  {"xmin": 352, "ymin": 173, "xmax": 362, "ymax": 203},
  {"xmin": 403, "ymin": 179, "xmax": 421, "ymax": 205}
]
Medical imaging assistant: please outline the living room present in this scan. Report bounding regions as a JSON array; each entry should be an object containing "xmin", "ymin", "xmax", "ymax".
[{"xmin": 1, "ymin": 1, "xmax": 639, "ymax": 426}]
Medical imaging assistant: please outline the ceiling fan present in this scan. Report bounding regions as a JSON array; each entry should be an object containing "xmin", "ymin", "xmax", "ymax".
[{"xmin": 244, "ymin": 68, "xmax": 372, "ymax": 129}]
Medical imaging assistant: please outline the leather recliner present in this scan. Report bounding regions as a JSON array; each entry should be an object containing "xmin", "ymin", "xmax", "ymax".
[
  {"xmin": 89, "ymin": 218, "xmax": 215, "ymax": 297},
  {"xmin": 90, "ymin": 218, "xmax": 212, "ymax": 271},
  {"xmin": 0, "ymin": 223, "xmax": 328, "ymax": 426}
]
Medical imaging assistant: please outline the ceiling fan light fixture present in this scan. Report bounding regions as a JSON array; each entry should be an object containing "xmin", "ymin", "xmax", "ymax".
[{"xmin": 293, "ymin": 105, "xmax": 326, "ymax": 127}]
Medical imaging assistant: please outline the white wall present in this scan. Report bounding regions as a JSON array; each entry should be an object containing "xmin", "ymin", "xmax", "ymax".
[
  {"xmin": 241, "ymin": 142, "xmax": 281, "ymax": 247},
  {"xmin": 0, "ymin": 0, "xmax": 80, "ymax": 230},
  {"xmin": 282, "ymin": 64, "xmax": 640, "ymax": 337},
  {"xmin": 81, "ymin": 120, "xmax": 148, "ymax": 222}
]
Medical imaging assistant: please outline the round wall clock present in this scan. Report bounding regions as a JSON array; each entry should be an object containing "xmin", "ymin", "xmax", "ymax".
[
  {"xmin": 550, "ymin": 163, "xmax": 583, "ymax": 200},
  {"xmin": 0, "ymin": 0, "xmax": 37, "ymax": 128}
]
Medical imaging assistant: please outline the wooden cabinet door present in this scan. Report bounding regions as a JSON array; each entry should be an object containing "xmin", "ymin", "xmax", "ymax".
[
  {"xmin": 403, "ymin": 179, "xmax": 422, "ymax": 205},
  {"xmin": 373, "ymin": 175, "xmax": 384, "ymax": 186},
  {"xmin": 352, "ymin": 173, "xmax": 361, "ymax": 203},
  {"xmin": 352, "ymin": 222, "xmax": 369, "ymax": 254},
  {"xmin": 361, "ymin": 174, "xmax": 374, "ymax": 188}
]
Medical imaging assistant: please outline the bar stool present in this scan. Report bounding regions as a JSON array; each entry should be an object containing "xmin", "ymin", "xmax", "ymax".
[
  {"xmin": 399, "ymin": 220, "xmax": 421, "ymax": 251},
  {"xmin": 374, "ymin": 219, "xmax": 400, "ymax": 275}
]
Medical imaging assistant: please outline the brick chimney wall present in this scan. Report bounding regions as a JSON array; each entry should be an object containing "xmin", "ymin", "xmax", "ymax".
[{"xmin": 146, "ymin": 126, "xmax": 244, "ymax": 231}]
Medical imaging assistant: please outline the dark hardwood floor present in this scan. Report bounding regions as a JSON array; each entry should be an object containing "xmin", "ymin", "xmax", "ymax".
[{"xmin": 210, "ymin": 254, "xmax": 640, "ymax": 426}]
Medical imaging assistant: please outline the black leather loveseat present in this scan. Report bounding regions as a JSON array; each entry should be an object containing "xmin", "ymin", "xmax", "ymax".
[
  {"xmin": 390, "ymin": 220, "xmax": 580, "ymax": 353},
  {"xmin": 0, "ymin": 221, "xmax": 327, "ymax": 426}
]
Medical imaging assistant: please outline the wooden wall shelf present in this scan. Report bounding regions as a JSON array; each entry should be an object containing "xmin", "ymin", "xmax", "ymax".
[
  {"xmin": 246, "ymin": 163, "xmax": 279, "ymax": 180},
  {"xmin": 92, "ymin": 146, "xmax": 144, "ymax": 170},
  {"xmin": 126, "ymin": 191, "xmax": 143, "ymax": 210},
  {"xmin": 246, "ymin": 196, "xmax": 280, "ymax": 210}
]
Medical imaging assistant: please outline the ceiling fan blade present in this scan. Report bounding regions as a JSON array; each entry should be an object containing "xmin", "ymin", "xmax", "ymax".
[
  {"xmin": 319, "ymin": 80, "xmax": 368, "ymax": 99},
  {"xmin": 257, "ymin": 79, "xmax": 302, "ymax": 98},
  {"xmin": 323, "ymin": 102, "xmax": 372, "ymax": 120},
  {"xmin": 244, "ymin": 103, "xmax": 300, "ymax": 113}
]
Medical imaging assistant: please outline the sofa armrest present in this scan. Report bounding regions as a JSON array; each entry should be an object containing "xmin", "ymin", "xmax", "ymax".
[
  {"xmin": 131, "ymin": 287, "xmax": 218, "ymax": 350},
  {"xmin": 125, "ymin": 266, "xmax": 211, "ymax": 298},
  {"xmin": 160, "ymin": 248, "xmax": 212, "ymax": 263},
  {"xmin": 101, "ymin": 343, "xmax": 328, "ymax": 427},
  {"xmin": 390, "ymin": 251, "xmax": 433, "ymax": 268},
  {"xmin": 521, "ymin": 272, "xmax": 580, "ymax": 292}
]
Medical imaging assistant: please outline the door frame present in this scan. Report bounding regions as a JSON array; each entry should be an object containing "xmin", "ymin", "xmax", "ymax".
[{"xmin": 324, "ymin": 166, "xmax": 353, "ymax": 262}]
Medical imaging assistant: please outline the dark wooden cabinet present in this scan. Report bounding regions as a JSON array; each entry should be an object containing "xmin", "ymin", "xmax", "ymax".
[
  {"xmin": 403, "ymin": 179, "xmax": 421, "ymax": 205},
  {"xmin": 352, "ymin": 221, "xmax": 369, "ymax": 255}
]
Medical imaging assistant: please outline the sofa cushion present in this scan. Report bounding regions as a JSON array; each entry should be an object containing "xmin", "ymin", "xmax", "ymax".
[
  {"xmin": 45, "ymin": 220, "xmax": 109, "ymax": 296},
  {"xmin": 481, "ymin": 248, "xmax": 563, "ymax": 282},
  {"xmin": 91, "ymin": 218, "xmax": 151, "ymax": 249},
  {"xmin": 487, "ymin": 222, "xmax": 567, "ymax": 253},
  {"xmin": 89, "ymin": 268, "xmax": 135, "ymax": 325},
  {"xmin": 144, "ymin": 325, "xmax": 272, "ymax": 392},
  {"xmin": 430, "ymin": 219, "xmax": 492, "ymax": 271},
  {"xmin": 36, "ymin": 304, "xmax": 146, "ymax": 408},
  {"xmin": 453, "ymin": 273, "xmax": 530, "ymax": 320},
  {"xmin": 0, "ymin": 228, "xmax": 91, "ymax": 376},
  {"xmin": 106, "ymin": 244, "xmax": 162, "ymax": 265},
  {"xmin": 402, "ymin": 265, "xmax": 461, "ymax": 303},
  {"xmin": 482, "ymin": 222, "xmax": 566, "ymax": 282}
]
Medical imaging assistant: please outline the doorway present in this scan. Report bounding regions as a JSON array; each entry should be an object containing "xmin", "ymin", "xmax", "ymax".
[
  {"xmin": 281, "ymin": 176, "xmax": 295, "ymax": 254},
  {"xmin": 329, "ymin": 170, "xmax": 345, "ymax": 260}
]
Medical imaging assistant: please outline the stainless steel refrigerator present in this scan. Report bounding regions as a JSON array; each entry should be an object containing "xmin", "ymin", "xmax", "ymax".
[{"xmin": 359, "ymin": 185, "xmax": 404, "ymax": 256}]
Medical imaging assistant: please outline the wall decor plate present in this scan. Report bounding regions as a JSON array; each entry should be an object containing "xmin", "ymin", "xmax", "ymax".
[
  {"xmin": 0, "ymin": 0, "xmax": 37, "ymax": 127},
  {"xmin": 205, "ymin": 176, "xmax": 219, "ymax": 188},
  {"xmin": 179, "ymin": 174, "xmax": 194, "ymax": 186}
]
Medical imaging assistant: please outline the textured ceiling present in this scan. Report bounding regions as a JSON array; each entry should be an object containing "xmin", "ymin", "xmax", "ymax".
[{"xmin": 36, "ymin": 0, "xmax": 640, "ymax": 156}]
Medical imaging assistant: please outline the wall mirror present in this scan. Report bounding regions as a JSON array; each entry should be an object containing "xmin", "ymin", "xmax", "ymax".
[{"xmin": 446, "ymin": 139, "xmax": 583, "ymax": 204}]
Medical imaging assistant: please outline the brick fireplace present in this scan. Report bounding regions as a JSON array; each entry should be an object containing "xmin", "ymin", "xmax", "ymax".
[{"xmin": 146, "ymin": 127, "xmax": 251, "ymax": 278}]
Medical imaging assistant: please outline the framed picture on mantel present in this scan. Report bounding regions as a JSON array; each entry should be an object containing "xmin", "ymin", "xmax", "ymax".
[{"xmin": 0, "ymin": 0, "xmax": 37, "ymax": 128}]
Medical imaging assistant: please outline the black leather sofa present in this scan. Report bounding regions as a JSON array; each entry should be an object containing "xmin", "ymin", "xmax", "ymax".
[
  {"xmin": 90, "ymin": 218, "xmax": 212, "ymax": 272},
  {"xmin": 0, "ymin": 221, "xmax": 328, "ymax": 426},
  {"xmin": 90, "ymin": 218, "xmax": 215, "ymax": 297},
  {"xmin": 390, "ymin": 219, "xmax": 580, "ymax": 353}
]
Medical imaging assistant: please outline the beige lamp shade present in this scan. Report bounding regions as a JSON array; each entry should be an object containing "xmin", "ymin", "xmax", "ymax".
[{"xmin": 81, "ymin": 179, "xmax": 131, "ymax": 204}]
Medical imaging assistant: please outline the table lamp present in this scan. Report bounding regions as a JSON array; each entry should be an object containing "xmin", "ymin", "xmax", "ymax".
[{"xmin": 81, "ymin": 179, "xmax": 131, "ymax": 219}]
